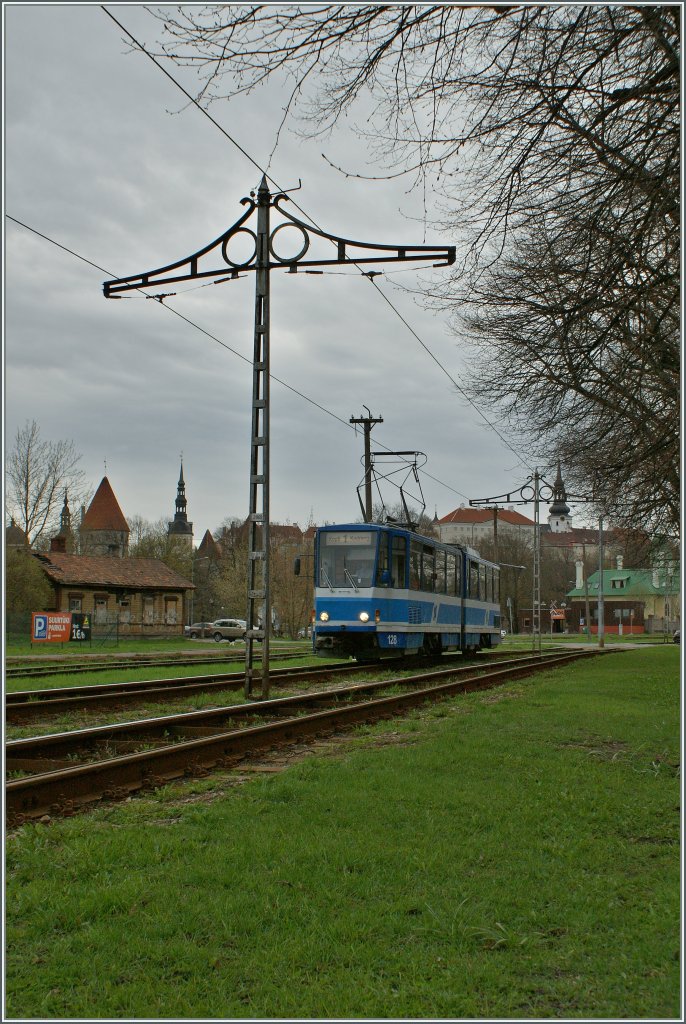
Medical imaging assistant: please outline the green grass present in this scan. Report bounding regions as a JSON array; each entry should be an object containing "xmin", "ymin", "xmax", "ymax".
[
  {"xmin": 500, "ymin": 632, "xmax": 672, "ymax": 648},
  {"xmin": 5, "ymin": 647, "xmax": 680, "ymax": 1019},
  {"xmin": 4, "ymin": 652, "xmax": 326, "ymax": 695},
  {"xmin": 4, "ymin": 635, "xmax": 307, "ymax": 657}
]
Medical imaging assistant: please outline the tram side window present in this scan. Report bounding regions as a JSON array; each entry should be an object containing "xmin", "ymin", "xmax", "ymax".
[
  {"xmin": 456, "ymin": 551, "xmax": 463, "ymax": 595},
  {"xmin": 410, "ymin": 541, "xmax": 422, "ymax": 590},
  {"xmin": 421, "ymin": 547, "xmax": 435, "ymax": 592},
  {"xmin": 391, "ymin": 536, "xmax": 407, "ymax": 588},
  {"xmin": 446, "ymin": 552, "xmax": 456, "ymax": 596},
  {"xmin": 469, "ymin": 561, "xmax": 480, "ymax": 599},
  {"xmin": 375, "ymin": 533, "xmax": 390, "ymax": 586},
  {"xmin": 435, "ymin": 550, "xmax": 446, "ymax": 594},
  {"xmin": 479, "ymin": 565, "xmax": 487, "ymax": 601},
  {"xmin": 494, "ymin": 568, "xmax": 500, "ymax": 602}
]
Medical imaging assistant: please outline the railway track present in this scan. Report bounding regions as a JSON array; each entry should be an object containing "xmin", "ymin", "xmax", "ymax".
[
  {"xmin": 6, "ymin": 649, "xmax": 602, "ymax": 825},
  {"xmin": 5, "ymin": 650, "xmax": 558, "ymax": 724},
  {"xmin": 5, "ymin": 660, "xmax": 366, "ymax": 724},
  {"xmin": 5, "ymin": 646, "xmax": 304, "ymax": 681}
]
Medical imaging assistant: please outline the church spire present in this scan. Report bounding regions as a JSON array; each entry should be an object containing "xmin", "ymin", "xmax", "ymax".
[
  {"xmin": 548, "ymin": 461, "xmax": 572, "ymax": 532},
  {"xmin": 60, "ymin": 490, "xmax": 72, "ymax": 534},
  {"xmin": 175, "ymin": 460, "xmax": 187, "ymax": 519},
  {"xmin": 168, "ymin": 460, "xmax": 193, "ymax": 545},
  {"xmin": 50, "ymin": 490, "xmax": 74, "ymax": 553}
]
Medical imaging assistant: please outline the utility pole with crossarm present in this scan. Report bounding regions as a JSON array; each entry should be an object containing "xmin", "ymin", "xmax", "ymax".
[
  {"xmin": 350, "ymin": 408, "xmax": 383, "ymax": 523},
  {"xmin": 103, "ymin": 177, "xmax": 455, "ymax": 698}
]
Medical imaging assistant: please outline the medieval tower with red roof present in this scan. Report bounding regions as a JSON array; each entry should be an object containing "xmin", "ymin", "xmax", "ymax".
[{"xmin": 79, "ymin": 477, "xmax": 130, "ymax": 557}]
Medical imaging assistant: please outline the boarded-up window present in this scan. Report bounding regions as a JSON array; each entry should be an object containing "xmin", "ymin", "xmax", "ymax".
[
  {"xmin": 143, "ymin": 598, "xmax": 154, "ymax": 624},
  {"xmin": 94, "ymin": 596, "xmax": 108, "ymax": 623},
  {"xmin": 164, "ymin": 597, "xmax": 178, "ymax": 624}
]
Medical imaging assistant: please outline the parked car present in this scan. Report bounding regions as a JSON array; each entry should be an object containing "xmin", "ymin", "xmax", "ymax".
[
  {"xmin": 674, "ymin": 629, "xmax": 680, "ymax": 645},
  {"xmin": 184, "ymin": 622, "xmax": 214, "ymax": 639},
  {"xmin": 211, "ymin": 618, "xmax": 248, "ymax": 642}
]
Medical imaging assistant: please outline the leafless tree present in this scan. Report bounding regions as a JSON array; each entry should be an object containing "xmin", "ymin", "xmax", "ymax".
[
  {"xmin": 457, "ymin": 201, "xmax": 679, "ymax": 535},
  {"xmin": 6, "ymin": 420, "xmax": 88, "ymax": 547},
  {"xmin": 150, "ymin": 5, "xmax": 680, "ymax": 534},
  {"xmin": 127, "ymin": 516, "xmax": 194, "ymax": 579}
]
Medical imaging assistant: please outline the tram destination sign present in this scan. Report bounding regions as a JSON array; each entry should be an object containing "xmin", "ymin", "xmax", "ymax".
[
  {"xmin": 32, "ymin": 612, "xmax": 91, "ymax": 643},
  {"xmin": 326, "ymin": 533, "xmax": 374, "ymax": 546}
]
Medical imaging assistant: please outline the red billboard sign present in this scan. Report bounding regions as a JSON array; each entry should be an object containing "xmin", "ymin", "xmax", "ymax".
[{"xmin": 32, "ymin": 612, "xmax": 91, "ymax": 643}]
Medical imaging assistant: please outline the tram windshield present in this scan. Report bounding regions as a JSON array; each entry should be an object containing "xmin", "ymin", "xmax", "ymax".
[{"xmin": 318, "ymin": 531, "xmax": 377, "ymax": 588}]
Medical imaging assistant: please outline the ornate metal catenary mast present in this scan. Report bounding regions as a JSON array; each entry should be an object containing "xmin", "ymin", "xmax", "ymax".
[
  {"xmin": 471, "ymin": 474, "xmax": 603, "ymax": 651},
  {"xmin": 470, "ymin": 471, "xmax": 555, "ymax": 655},
  {"xmin": 103, "ymin": 177, "xmax": 456, "ymax": 697}
]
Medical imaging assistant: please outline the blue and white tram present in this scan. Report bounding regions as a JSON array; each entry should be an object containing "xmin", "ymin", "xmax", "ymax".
[{"xmin": 312, "ymin": 523, "xmax": 502, "ymax": 660}]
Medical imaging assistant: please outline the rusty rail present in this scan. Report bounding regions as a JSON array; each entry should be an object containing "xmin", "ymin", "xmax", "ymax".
[
  {"xmin": 5, "ymin": 646, "xmax": 305, "ymax": 680},
  {"xmin": 5, "ymin": 661, "xmax": 366, "ymax": 723},
  {"xmin": 6, "ymin": 650, "xmax": 602, "ymax": 825}
]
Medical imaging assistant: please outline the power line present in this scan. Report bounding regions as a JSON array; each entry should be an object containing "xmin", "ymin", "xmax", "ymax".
[
  {"xmin": 5, "ymin": 213, "xmax": 471, "ymax": 503},
  {"xmin": 101, "ymin": 7, "xmax": 265, "ymax": 182},
  {"xmin": 100, "ymin": 5, "xmax": 532, "ymax": 474}
]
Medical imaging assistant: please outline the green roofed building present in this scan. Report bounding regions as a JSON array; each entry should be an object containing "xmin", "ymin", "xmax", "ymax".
[{"xmin": 566, "ymin": 563, "xmax": 680, "ymax": 636}]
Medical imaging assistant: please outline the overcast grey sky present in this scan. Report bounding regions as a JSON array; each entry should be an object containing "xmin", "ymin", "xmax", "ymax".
[{"xmin": 4, "ymin": 3, "xmax": 558, "ymax": 542}]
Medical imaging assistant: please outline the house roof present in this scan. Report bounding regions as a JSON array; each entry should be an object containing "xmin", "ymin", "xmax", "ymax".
[
  {"xmin": 270, "ymin": 524, "xmax": 303, "ymax": 543},
  {"xmin": 439, "ymin": 507, "xmax": 534, "ymax": 527},
  {"xmin": 36, "ymin": 553, "xmax": 194, "ymax": 590},
  {"xmin": 542, "ymin": 527, "xmax": 607, "ymax": 547},
  {"xmin": 197, "ymin": 529, "xmax": 222, "ymax": 559},
  {"xmin": 80, "ymin": 477, "xmax": 130, "ymax": 533},
  {"xmin": 566, "ymin": 568, "xmax": 680, "ymax": 600},
  {"xmin": 6, "ymin": 518, "xmax": 28, "ymax": 547}
]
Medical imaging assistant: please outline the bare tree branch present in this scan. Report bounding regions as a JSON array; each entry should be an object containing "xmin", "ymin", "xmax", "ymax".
[{"xmin": 148, "ymin": 4, "xmax": 680, "ymax": 534}]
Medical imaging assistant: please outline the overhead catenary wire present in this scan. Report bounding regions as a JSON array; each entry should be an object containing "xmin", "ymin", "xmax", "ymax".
[
  {"xmin": 5, "ymin": 213, "xmax": 471, "ymax": 504},
  {"xmin": 99, "ymin": 5, "xmax": 533, "ymax": 476}
]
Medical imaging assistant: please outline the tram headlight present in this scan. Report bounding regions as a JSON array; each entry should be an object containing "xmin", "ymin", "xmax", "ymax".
[
  {"xmin": 359, "ymin": 611, "xmax": 370, "ymax": 623},
  {"xmin": 319, "ymin": 611, "xmax": 329, "ymax": 622}
]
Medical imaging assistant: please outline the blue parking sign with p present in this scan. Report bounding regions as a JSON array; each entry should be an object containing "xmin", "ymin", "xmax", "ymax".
[{"xmin": 33, "ymin": 615, "xmax": 48, "ymax": 640}]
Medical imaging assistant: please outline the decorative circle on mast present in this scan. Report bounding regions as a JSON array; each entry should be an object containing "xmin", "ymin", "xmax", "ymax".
[
  {"xmin": 221, "ymin": 227, "xmax": 258, "ymax": 268},
  {"xmin": 269, "ymin": 222, "xmax": 310, "ymax": 264}
]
